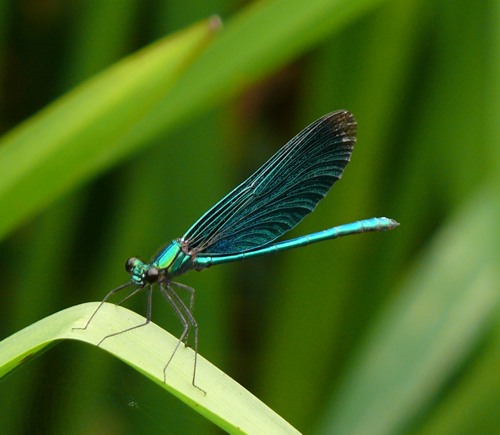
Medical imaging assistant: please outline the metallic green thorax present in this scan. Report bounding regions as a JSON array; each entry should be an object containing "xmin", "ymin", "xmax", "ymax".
[{"xmin": 153, "ymin": 239, "xmax": 195, "ymax": 276}]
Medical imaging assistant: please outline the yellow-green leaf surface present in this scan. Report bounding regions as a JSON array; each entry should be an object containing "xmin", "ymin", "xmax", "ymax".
[{"xmin": 0, "ymin": 303, "xmax": 299, "ymax": 434}]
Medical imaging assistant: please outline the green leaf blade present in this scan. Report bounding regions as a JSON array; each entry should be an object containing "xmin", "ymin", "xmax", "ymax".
[{"xmin": 0, "ymin": 302, "xmax": 299, "ymax": 434}]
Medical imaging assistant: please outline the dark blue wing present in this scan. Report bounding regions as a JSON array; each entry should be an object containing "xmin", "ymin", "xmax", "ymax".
[{"xmin": 181, "ymin": 110, "xmax": 356, "ymax": 255}]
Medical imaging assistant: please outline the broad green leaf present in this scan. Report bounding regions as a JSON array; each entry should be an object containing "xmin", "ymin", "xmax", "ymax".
[{"xmin": 0, "ymin": 303, "xmax": 299, "ymax": 434}]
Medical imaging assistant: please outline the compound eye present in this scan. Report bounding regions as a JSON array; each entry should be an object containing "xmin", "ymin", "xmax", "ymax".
[
  {"xmin": 125, "ymin": 257, "xmax": 137, "ymax": 273},
  {"xmin": 146, "ymin": 267, "xmax": 159, "ymax": 283}
]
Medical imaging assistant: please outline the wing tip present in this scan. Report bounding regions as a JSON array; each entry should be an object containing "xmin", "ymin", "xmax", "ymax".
[{"xmin": 323, "ymin": 110, "xmax": 357, "ymax": 143}]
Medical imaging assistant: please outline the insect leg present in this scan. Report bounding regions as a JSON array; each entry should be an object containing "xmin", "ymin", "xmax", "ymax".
[
  {"xmin": 95, "ymin": 285, "xmax": 153, "ymax": 347},
  {"xmin": 159, "ymin": 283, "xmax": 203, "ymax": 392},
  {"xmin": 73, "ymin": 282, "xmax": 132, "ymax": 332}
]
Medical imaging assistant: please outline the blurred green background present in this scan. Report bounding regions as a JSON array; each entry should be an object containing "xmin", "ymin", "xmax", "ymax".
[{"xmin": 0, "ymin": 0, "xmax": 498, "ymax": 434}]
